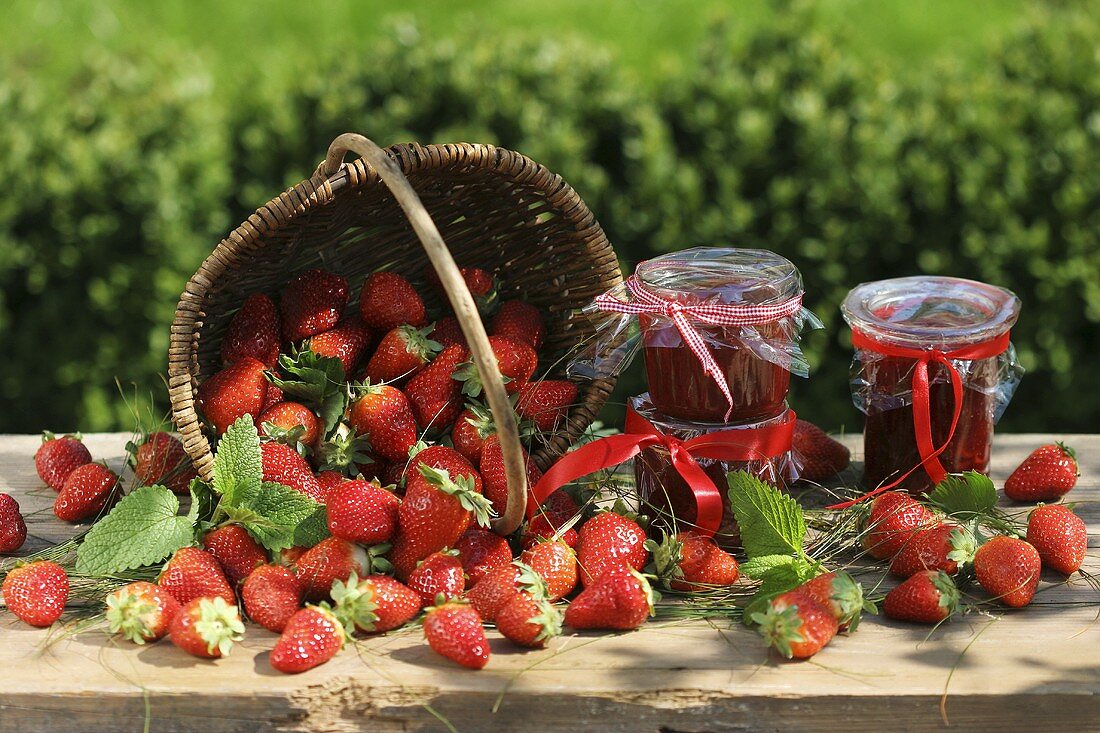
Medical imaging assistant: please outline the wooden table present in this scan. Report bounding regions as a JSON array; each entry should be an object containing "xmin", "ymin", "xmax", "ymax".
[{"xmin": 1, "ymin": 433, "xmax": 1097, "ymax": 733}]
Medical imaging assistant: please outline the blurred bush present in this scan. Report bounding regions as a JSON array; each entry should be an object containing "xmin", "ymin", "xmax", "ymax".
[{"xmin": 0, "ymin": 5, "xmax": 1096, "ymax": 434}]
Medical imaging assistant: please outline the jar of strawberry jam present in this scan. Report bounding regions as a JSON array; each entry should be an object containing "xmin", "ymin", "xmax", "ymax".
[{"xmin": 842, "ymin": 277, "xmax": 1022, "ymax": 494}]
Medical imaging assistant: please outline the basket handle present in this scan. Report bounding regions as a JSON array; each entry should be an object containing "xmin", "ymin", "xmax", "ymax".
[{"xmin": 322, "ymin": 133, "xmax": 528, "ymax": 536}]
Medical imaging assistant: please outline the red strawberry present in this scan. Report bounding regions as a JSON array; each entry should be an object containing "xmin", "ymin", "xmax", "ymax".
[
  {"xmin": 326, "ymin": 479, "xmax": 400, "ymax": 545},
  {"xmin": 796, "ymin": 570, "xmax": 869, "ymax": 630},
  {"xmin": 667, "ymin": 533, "xmax": 740, "ymax": 592},
  {"xmin": 522, "ymin": 491, "xmax": 581, "ymax": 549},
  {"xmin": 1005, "ymin": 443, "xmax": 1079, "ymax": 501},
  {"xmin": 361, "ymin": 324, "xmax": 441, "ymax": 385},
  {"xmin": 467, "ymin": 561, "xmax": 547, "ymax": 622},
  {"xmin": 792, "ymin": 420, "xmax": 851, "ymax": 482},
  {"xmin": 349, "ymin": 384, "xmax": 419, "ymax": 462},
  {"xmin": 169, "ymin": 597, "xmax": 245, "ymax": 659},
  {"xmin": 454, "ymin": 336, "xmax": 537, "ymax": 397},
  {"xmin": 520, "ymin": 539, "xmax": 578, "ymax": 602},
  {"xmin": 752, "ymin": 590, "xmax": 838, "ymax": 659},
  {"xmin": 862, "ymin": 491, "xmax": 938, "ymax": 560},
  {"xmin": 974, "ymin": 535, "xmax": 1041, "ymax": 608},
  {"xmin": 2, "ymin": 560, "xmax": 68, "ymax": 627},
  {"xmin": 359, "ymin": 271, "xmax": 426, "ymax": 331},
  {"xmin": 330, "ymin": 572, "xmax": 421, "ymax": 633},
  {"xmin": 241, "ymin": 564, "xmax": 303, "ymax": 633},
  {"xmin": 34, "ymin": 432, "xmax": 92, "ymax": 491},
  {"xmin": 422, "ymin": 600, "xmax": 490, "ymax": 669},
  {"xmin": 883, "ymin": 569, "xmax": 959, "ymax": 624},
  {"xmin": 308, "ymin": 315, "xmax": 372, "ymax": 375},
  {"xmin": 456, "ymin": 528, "xmax": 512, "ymax": 588},
  {"xmin": 575, "ymin": 511, "xmax": 649, "ymax": 587},
  {"xmin": 407, "ymin": 549, "xmax": 466, "ymax": 607},
  {"xmin": 889, "ymin": 524, "xmax": 975, "ymax": 579},
  {"xmin": 259, "ymin": 402, "xmax": 321, "ymax": 452},
  {"xmin": 478, "ymin": 435, "xmax": 542, "ymax": 514},
  {"xmin": 294, "ymin": 537, "xmax": 369, "ymax": 601},
  {"xmin": 314, "ymin": 471, "xmax": 347, "ymax": 499},
  {"xmin": 430, "ymin": 316, "xmax": 467, "ymax": 349},
  {"xmin": 158, "ymin": 546, "xmax": 237, "ymax": 607},
  {"xmin": 279, "ymin": 545, "xmax": 309, "ymax": 567},
  {"xmin": 261, "ymin": 442, "xmax": 326, "ymax": 503},
  {"xmin": 197, "ymin": 357, "xmax": 268, "ymax": 435},
  {"xmin": 425, "ymin": 265, "xmax": 499, "ymax": 316},
  {"xmin": 451, "ymin": 402, "xmax": 494, "ymax": 465},
  {"xmin": 0, "ymin": 493, "xmax": 27, "ymax": 553},
  {"xmin": 105, "ymin": 581, "xmax": 181, "ymax": 644},
  {"xmin": 54, "ymin": 463, "xmax": 118, "ymax": 522},
  {"xmin": 564, "ymin": 566, "xmax": 655, "ymax": 631},
  {"xmin": 270, "ymin": 605, "xmax": 345, "ymax": 673},
  {"xmin": 497, "ymin": 593, "xmax": 562, "ymax": 648},
  {"xmin": 131, "ymin": 432, "xmax": 198, "ymax": 494},
  {"xmin": 261, "ymin": 383, "xmax": 285, "ymax": 413},
  {"xmin": 405, "ymin": 345, "xmax": 469, "ymax": 430},
  {"xmin": 202, "ymin": 524, "xmax": 268, "ymax": 585},
  {"xmin": 221, "ymin": 293, "xmax": 281, "ymax": 367},
  {"xmin": 406, "ymin": 445, "xmax": 483, "ymax": 492},
  {"xmin": 516, "ymin": 380, "xmax": 578, "ymax": 433},
  {"xmin": 491, "ymin": 300, "xmax": 544, "ymax": 351},
  {"xmin": 280, "ymin": 268, "xmax": 349, "ymax": 342},
  {"xmin": 1026, "ymin": 504, "xmax": 1087, "ymax": 575}
]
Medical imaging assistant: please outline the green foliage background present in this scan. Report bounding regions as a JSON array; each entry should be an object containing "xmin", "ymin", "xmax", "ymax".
[{"xmin": 0, "ymin": 2, "xmax": 1097, "ymax": 434}]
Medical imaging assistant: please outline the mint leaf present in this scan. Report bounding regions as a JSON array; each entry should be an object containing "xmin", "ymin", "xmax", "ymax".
[
  {"xmin": 742, "ymin": 557, "xmax": 816, "ymax": 623},
  {"xmin": 727, "ymin": 471, "xmax": 806, "ymax": 559},
  {"xmin": 928, "ymin": 471, "xmax": 997, "ymax": 519},
  {"xmin": 76, "ymin": 486, "xmax": 196, "ymax": 575},
  {"xmin": 187, "ymin": 478, "xmax": 218, "ymax": 526},
  {"xmin": 739, "ymin": 554, "xmax": 798, "ymax": 579},
  {"xmin": 238, "ymin": 482, "xmax": 329, "ymax": 552},
  {"xmin": 213, "ymin": 415, "xmax": 263, "ymax": 505},
  {"xmin": 268, "ymin": 350, "xmax": 348, "ymax": 438}
]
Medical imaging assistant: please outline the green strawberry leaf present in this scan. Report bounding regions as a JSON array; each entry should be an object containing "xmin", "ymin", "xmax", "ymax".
[
  {"xmin": 727, "ymin": 471, "xmax": 806, "ymax": 559},
  {"xmin": 236, "ymin": 481, "xmax": 329, "ymax": 552},
  {"xmin": 268, "ymin": 350, "xmax": 348, "ymax": 439},
  {"xmin": 213, "ymin": 415, "xmax": 263, "ymax": 506},
  {"xmin": 75, "ymin": 486, "xmax": 196, "ymax": 575},
  {"xmin": 928, "ymin": 471, "xmax": 997, "ymax": 520}
]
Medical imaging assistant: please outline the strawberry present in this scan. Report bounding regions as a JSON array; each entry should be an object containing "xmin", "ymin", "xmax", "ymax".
[
  {"xmin": 130, "ymin": 432, "xmax": 198, "ymax": 494},
  {"xmin": 430, "ymin": 316, "xmax": 468, "ymax": 349},
  {"xmin": 889, "ymin": 524, "xmax": 975, "ymax": 579},
  {"xmin": 656, "ymin": 533, "xmax": 740, "ymax": 592},
  {"xmin": 314, "ymin": 470, "xmax": 347, "ymax": 499},
  {"xmin": 407, "ymin": 549, "xmax": 466, "ymax": 607},
  {"xmin": 883, "ymin": 569, "xmax": 959, "ymax": 624},
  {"xmin": 1005, "ymin": 442, "xmax": 1079, "ymax": 502},
  {"xmin": 468, "ymin": 561, "xmax": 547, "ymax": 622},
  {"xmin": 197, "ymin": 357, "xmax": 268, "ymax": 435},
  {"xmin": 34, "ymin": 432, "xmax": 92, "ymax": 491},
  {"xmin": 325, "ymin": 479, "xmax": 399, "ymax": 545},
  {"xmin": 279, "ymin": 545, "xmax": 309, "ymax": 567},
  {"xmin": 158, "ymin": 546, "xmax": 237, "ymax": 607},
  {"xmin": 54, "ymin": 462, "xmax": 118, "ymax": 522},
  {"xmin": 330, "ymin": 572, "xmax": 421, "ymax": 634},
  {"xmin": 454, "ymin": 336, "xmax": 537, "ymax": 397},
  {"xmin": 280, "ymin": 268, "xmax": 349, "ymax": 342},
  {"xmin": 270, "ymin": 605, "xmax": 345, "ymax": 673},
  {"xmin": 575, "ymin": 511, "xmax": 649, "ymax": 587},
  {"xmin": 202, "ymin": 524, "xmax": 268, "ymax": 585},
  {"xmin": 361, "ymin": 324, "xmax": 441, "ymax": 385},
  {"xmin": 491, "ymin": 300, "xmax": 544, "ymax": 351},
  {"xmin": 261, "ymin": 442, "xmax": 326, "ymax": 503},
  {"xmin": 261, "ymin": 383, "xmax": 285, "ymax": 413},
  {"xmin": 456, "ymin": 528, "xmax": 513, "ymax": 588},
  {"xmin": 406, "ymin": 445, "xmax": 483, "ymax": 492},
  {"xmin": 497, "ymin": 593, "xmax": 562, "ymax": 648},
  {"xmin": 478, "ymin": 435, "xmax": 542, "ymax": 514},
  {"xmin": 315, "ymin": 430, "xmax": 376, "ymax": 481},
  {"xmin": 1, "ymin": 560, "xmax": 68, "ymax": 627},
  {"xmin": 422, "ymin": 600, "xmax": 490, "ymax": 669},
  {"xmin": 0, "ymin": 493, "xmax": 27, "ymax": 553},
  {"xmin": 241, "ymin": 564, "xmax": 303, "ymax": 633},
  {"xmin": 796, "ymin": 570, "xmax": 870, "ymax": 630},
  {"xmin": 974, "ymin": 535, "xmax": 1041, "ymax": 608},
  {"xmin": 752, "ymin": 590, "xmax": 838, "ymax": 659},
  {"xmin": 792, "ymin": 420, "xmax": 851, "ymax": 482},
  {"xmin": 564, "ymin": 565, "xmax": 655, "ymax": 631},
  {"xmin": 451, "ymin": 402, "xmax": 494, "ymax": 465},
  {"xmin": 521, "ymin": 491, "xmax": 581, "ymax": 549},
  {"xmin": 1026, "ymin": 504, "xmax": 1087, "ymax": 575},
  {"xmin": 861, "ymin": 491, "xmax": 938, "ymax": 560},
  {"xmin": 294, "ymin": 537, "xmax": 369, "ymax": 601},
  {"xmin": 308, "ymin": 315, "xmax": 373, "ymax": 375},
  {"xmin": 359, "ymin": 271, "xmax": 426, "ymax": 331},
  {"xmin": 259, "ymin": 402, "xmax": 321, "ymax": 452},
  {"xmin": 221, "ymin": 293, "xmax": 281, "ymax": 367},
  {"xmin": 520, "ymin": 539, "xmax": 578, "ymax": 602},
  {"xmin": 169, "ymin": 597, "xmax": 245, "ymax": 659},
  {"xmin": 349, "ymin": 384, "xmax": 419, "ymax": 462},
  {"xmin": 105, "ymin": 581, "xmax": 181, "ymax": 644},
  {"xmin": 405, "ymin": 345, "xmax": 469, "ymax": 430},
  {"xmin": 516, "ymin": 380, "xmax": 578, "ymax": 433},
  {"xmin": 425, "ymin": 265, "xmax": 499, "ymax": 316}
]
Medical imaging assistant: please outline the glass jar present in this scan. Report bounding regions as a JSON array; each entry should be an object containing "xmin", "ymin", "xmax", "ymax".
[{"xmin": 842, "ymin": 276, "xmax": 1022, "ymax": 494}]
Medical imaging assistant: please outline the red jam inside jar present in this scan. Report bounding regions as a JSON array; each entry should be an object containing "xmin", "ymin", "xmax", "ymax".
[
  {"xmin": 635, "ymin": 248, "xmax": 814, "ymax": 423},
  {"xmin": 842, "ymin": 277, "xmax": 1021, "ymax": 494}
]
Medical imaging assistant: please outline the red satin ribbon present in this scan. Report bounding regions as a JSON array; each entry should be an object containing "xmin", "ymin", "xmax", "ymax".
[
  {"xmin": 828, "ymin": 329, "xmax": 1011, "ymax": 509},
  {"xmin": 528, "ymin": 407, "xmax": 797, "ymax": 537}
]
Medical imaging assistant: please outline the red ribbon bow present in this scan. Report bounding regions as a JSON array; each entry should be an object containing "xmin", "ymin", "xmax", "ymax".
[
  {"xmin": 528, "ymin": 406, "xmax": 797, "ymax": 537},
  {"xmin": 828, "ymin": 329, "xmax": 1012, "ymax": 509}
]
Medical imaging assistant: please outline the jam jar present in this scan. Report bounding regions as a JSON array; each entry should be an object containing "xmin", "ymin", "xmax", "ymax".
[
  {"xmin": 842, "ymin": 276, "xmax": 1022, "ymax": 494},
  {"xmin": 634, "ymin": 247, "xmax": 817, "ymax": 423}
]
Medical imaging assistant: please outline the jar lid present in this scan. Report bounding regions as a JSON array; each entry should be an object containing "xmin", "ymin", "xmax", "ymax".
[
  {"xmin": 635, "ymin": 247, "xmax": 803, "ymax": 306},
  {"xmin": 841, "ymin": 276, "xmax": 1020, "ymax": 349}
]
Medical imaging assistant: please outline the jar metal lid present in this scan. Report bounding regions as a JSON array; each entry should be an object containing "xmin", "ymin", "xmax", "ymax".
[{"xmin": 635, "ymin": 247, "xmax": 803, "ymax": 306}]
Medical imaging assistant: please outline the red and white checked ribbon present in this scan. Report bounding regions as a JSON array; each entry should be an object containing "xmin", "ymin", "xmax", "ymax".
[{"xmin": 595, "ymin": 274, "xmax": 804, "ymax": 421}]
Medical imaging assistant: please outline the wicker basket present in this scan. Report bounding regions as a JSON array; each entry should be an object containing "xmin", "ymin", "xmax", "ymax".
[{"xmin": 168, "ymin": 133, "xmax": 622, "ymax": 535}]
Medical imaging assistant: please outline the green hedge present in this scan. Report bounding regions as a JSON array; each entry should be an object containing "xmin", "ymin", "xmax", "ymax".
[{"xmin": 0, "ymin": 5, "xmax": 1096, "ymax": 434}]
